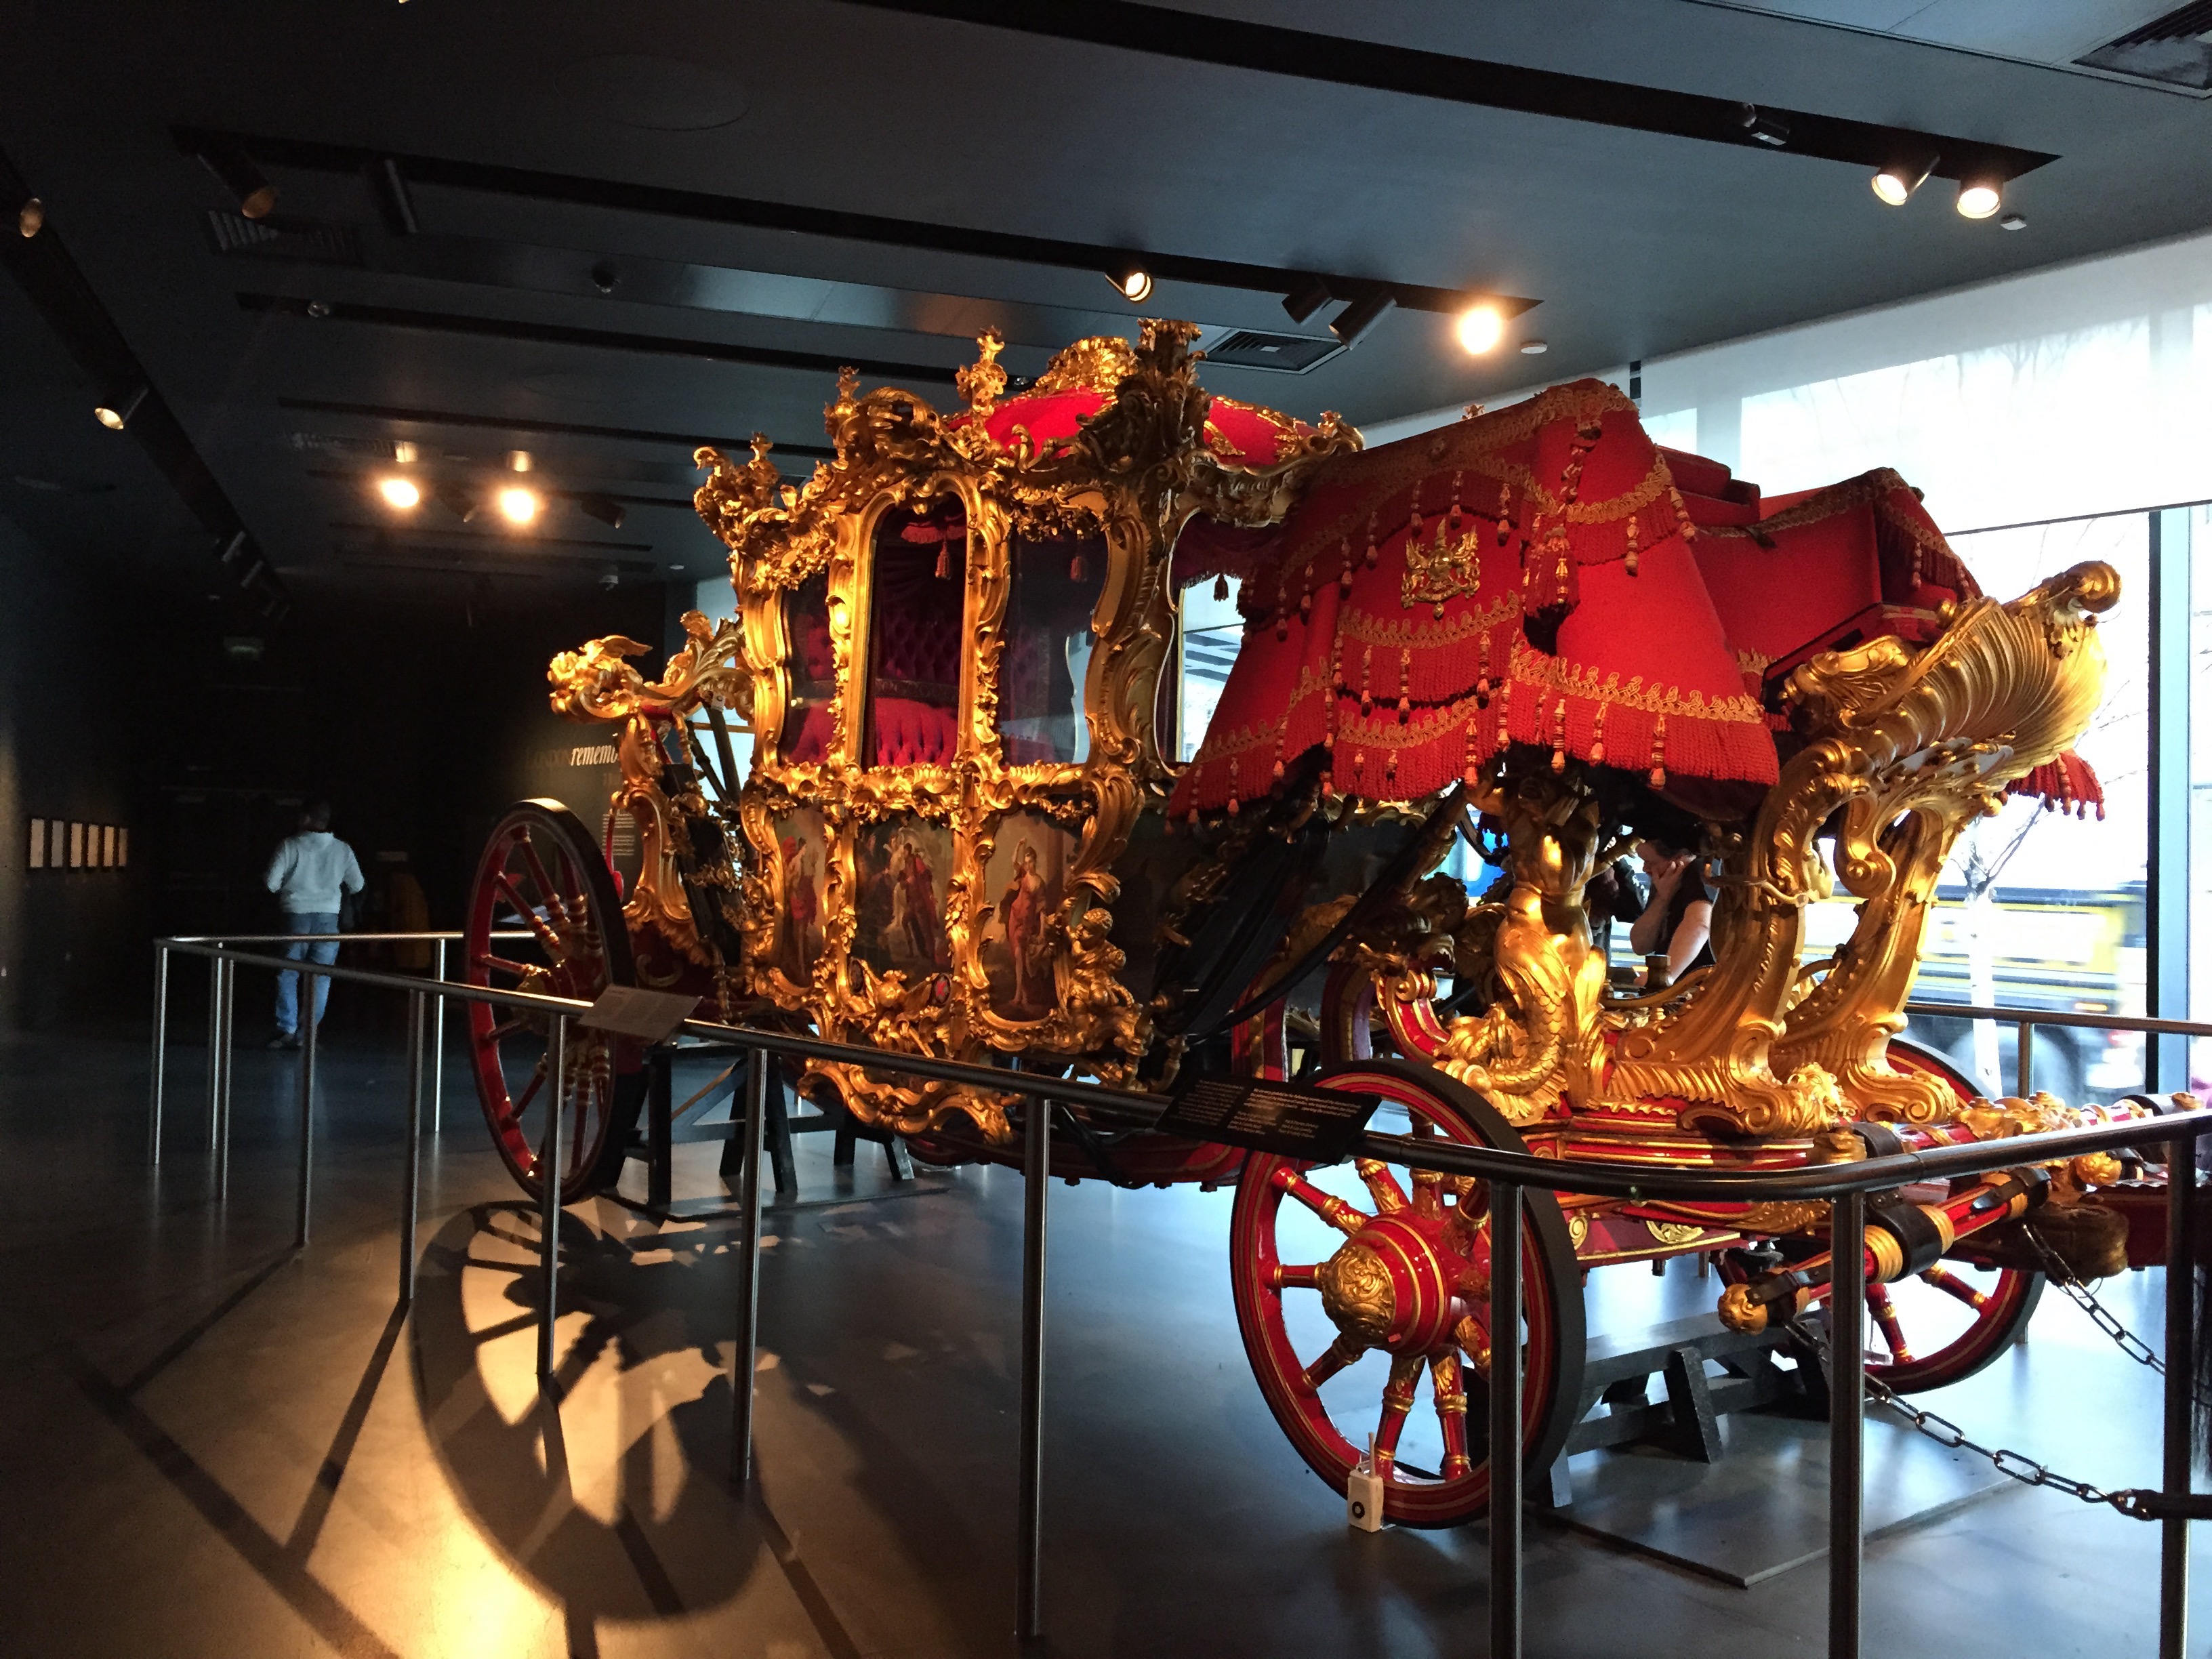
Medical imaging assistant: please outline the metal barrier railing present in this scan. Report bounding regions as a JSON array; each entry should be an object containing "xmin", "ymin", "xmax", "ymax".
[{"xmin": 146, "ymin": 934, "xmax": 2211, "ymax": 1659}]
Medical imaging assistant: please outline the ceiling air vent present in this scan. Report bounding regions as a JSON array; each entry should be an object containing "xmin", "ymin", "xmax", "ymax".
[
  {"xmin": 205, "ymin": 210, "xmax": 364, "ymax": 265},
  {"xmin": 2077, "ymin": 1, "xmax": 2212, "ymax": 90},
  {"xmin": 1203, "ymin": 329, "xmax": 1343, "ymax": 374}
]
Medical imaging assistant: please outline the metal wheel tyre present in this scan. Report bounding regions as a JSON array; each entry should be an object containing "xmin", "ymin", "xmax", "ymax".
[
  {"xmin": 466, "ymin": 799, "xmax": 642, "ymax": 1204},
  {"xmin": 1230, "ymin": 1059, "xmax": 1585, "ymax": 1527},
  {"xmin": 1865, "ymin": 1038, "xmax": 2046, "ymax": 1392}
]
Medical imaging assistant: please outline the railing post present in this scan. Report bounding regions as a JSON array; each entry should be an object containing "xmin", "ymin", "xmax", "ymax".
[
  {"xmin": 401, "ymin": 990, "xmax": 425, "ymax": 1307},
  {"xmin": 731, "ymin": 1046, "xmax": 768, "ymax": 1483},
  {"xmin": 294, "ymin": 978, "xmax": 316, "ymax": 1247},
  {"xmin": 205, "ymin": 953, "xmax": 224, "ymax": 1153},
  {"xmin": 2160, "ymin": 1135, "xmax": 2196, "ymax": 1659},
  {"xmin": 1017, "ymin": 1097, "xmax": 1052, "ymax": 1645},
  {"xmin": 1488, "ymin": 1179, "xmax": 1524, "ymax": 1659},
  {"xmin": 537, "ymin": 1014, "xmax": 567, "ymax": 1383},
  {"xmin": 2016, "ymin": 1019, "xmax": 2034, "ymax": 1099},
  {"xmin": 217, "ymin": 959, "xmax": 236, "ymax": 1200},
  {"xmin": 148, "ymin": 943, "xmax": 169, "ymax": 1166},
  {"xmin": 1828, "ymin": 1191, "xmax": 1866, "ymax": 1659},
  {"xmin": 430, "ymin": 937, "xmax": 447, "ymax": 1136}
]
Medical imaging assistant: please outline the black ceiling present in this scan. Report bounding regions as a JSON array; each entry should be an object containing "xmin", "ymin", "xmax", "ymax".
[{"xmin": 1, "ymin": 0, "xmax": 2207, "ymax": 613}]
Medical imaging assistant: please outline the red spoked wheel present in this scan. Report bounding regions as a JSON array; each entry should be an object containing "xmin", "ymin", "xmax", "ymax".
[
  {"xmin": 1858, "ymin": 1038, "xmax": 2045, "ymax": 1392},
  {"xmin": 466, "ymin": 799, "xmax": 642, "ymax": 1204},
  {"xmin": 1231, "ymin": 1059, "xmax": 1584, "ymax": 1527}
]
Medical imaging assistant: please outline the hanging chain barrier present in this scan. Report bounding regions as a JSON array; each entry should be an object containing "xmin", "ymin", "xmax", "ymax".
[
  {"xmin": 2017, "ymin": 1221, "xmax": 2190, "ymax": 1381},
  {"xmin": 1782, "ymin": 1311, "xmax": 2180, "ymax": 1521}
]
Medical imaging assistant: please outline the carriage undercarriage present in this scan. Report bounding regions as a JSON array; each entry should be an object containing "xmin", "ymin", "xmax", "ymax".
[{"xmin": 465, "ymin": 321, "xmax": 2197, "ymax": 1527}]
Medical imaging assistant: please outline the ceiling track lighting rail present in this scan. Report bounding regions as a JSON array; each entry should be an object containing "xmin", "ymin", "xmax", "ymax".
[
  {"xmin": 274, "ymin": 397, "xmax": 836, "ymax": 463},
  {"xmin": 176, "ymin": 127, "xmax": 1534, "ymax": 323},
  {"xmin": 236, "ymin": 291, "xmax": 966, "ymax": 382},
  {"xmin": 838, "ymin": 1, "xmax": 2053, "ymax": 184}
]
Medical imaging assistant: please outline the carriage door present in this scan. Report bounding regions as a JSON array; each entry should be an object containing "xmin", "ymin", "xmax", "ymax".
[{"xmin": 998, "ymin": 529, "xmax": 1106, "ymax": 766}]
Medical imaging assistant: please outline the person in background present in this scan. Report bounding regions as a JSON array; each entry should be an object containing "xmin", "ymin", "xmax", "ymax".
[
  {"xmin": 1584, "ymin": 854, "xmax": 1649, "ymax": 969},
  {"xmin": 1629, "ymin": 837, "xmax": 1716, "ymax": 987},
  {"xmin": 265, "ymin": 799, "xmax": 365, "ymax": 1048}
]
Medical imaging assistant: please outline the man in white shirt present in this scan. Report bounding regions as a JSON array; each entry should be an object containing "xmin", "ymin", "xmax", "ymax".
[{"xmin": 264, "ymin": 800, "xmax": 365, "ymax": 1048}]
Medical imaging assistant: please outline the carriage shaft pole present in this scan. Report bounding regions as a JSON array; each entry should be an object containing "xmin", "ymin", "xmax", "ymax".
[
  {"xmin": 294, "ymin": 979, "xmax": 315, "ymax": 1246},
  {"xmin": 148, "ymin": 944, "xmax": 168, "ymax": 1166},
  {"xmin": 1488, "ymin": 1180, "xmax": 1523, "ymax": 1659},
  {"xmin": 1017, "ymin": 1097, "xmax": 1051, "ymax": 1644},
  {"xmin": 1828, "ymin": 1192, "xmax": 1866, "ymax": 1659},
  {"xmin": 537, "ymin": 1015, "xmax": 567, "ymax": 1382},
  {"xmin": 2160, "ymin": 1137, "xmax": 2196, "ymax": 1659},
  {"xmin": 400, "ymin": 991, "xmax": 424, "ymax": 1307},
  {"xmin": 205, "ymin": 955, "xmax": 224, "ymax": 1153},
  {"xmin": 731, "ymin": 1046, "xmax": 768, "ymax": 1483}
]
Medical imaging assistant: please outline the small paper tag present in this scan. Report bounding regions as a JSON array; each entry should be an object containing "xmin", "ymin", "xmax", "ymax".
[{"xmin": 579, "ymin": 985, "xmax": 700, "ymax": 1045}]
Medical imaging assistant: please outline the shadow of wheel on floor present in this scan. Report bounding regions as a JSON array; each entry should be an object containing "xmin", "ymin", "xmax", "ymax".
[{"xmin": 409, "ymin": 1203, "xmax": 766, "ymax": 1631}]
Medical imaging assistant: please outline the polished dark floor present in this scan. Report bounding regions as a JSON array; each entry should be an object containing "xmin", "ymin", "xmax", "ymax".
[{"xmin": 1, "ymin": 1017, "xmax": 2205, "ymax": 1658}]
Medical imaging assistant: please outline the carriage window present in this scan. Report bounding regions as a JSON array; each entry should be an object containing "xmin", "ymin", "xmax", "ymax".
[
  {"xmin": 778, "ymin": 571, "xmax": 836, "ymax": 764},
  {"xmin": 865, "ymin": 505, "xmax": 965, "ymax": 768},
  {"xmin": 1000, "ymin": 535, "xmax": 1105, "ymax": 764},
  {"xmin": 1175, "ymin": 574, "xmax": 1246, "ymax": 762}
]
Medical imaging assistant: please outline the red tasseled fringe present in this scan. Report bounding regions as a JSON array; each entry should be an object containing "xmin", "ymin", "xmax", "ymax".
[{"xmin": 2007, "ymin": 750, "xmax": 2105, "ymax": 819}]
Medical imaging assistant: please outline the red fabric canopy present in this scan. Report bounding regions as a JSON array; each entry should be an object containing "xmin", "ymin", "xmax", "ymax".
[{"xmin": 1170, "ymin": 381, "xmax": 1992, "ymax": 821}]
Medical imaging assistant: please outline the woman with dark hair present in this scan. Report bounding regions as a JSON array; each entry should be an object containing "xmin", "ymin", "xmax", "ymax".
[{"xmin": 1629, "ymin": 837, "xmax": 1715, "ymax": 986}]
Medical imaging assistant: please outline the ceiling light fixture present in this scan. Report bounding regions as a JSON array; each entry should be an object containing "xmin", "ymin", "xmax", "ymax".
[
  {"xmin": 1330, "ymin": 291, "xmax": 1393, "ymax": 348},
  {"xmin": 1455, "ymin": 304, "xmax": 1504, "ymax": 354},
  {"xmin": 17, "ymin": 197, "xmax": 43, "ymax": 238},
  {"xmin": 1738, "ymin": 103, "xmax": 1790, "ymax": 147},
  {"xmin": 1519, "ymin": 339, "xmax": 1549, "ymax": 356},
  {"xmin": 392, "ymin": 440, "xmax": 419, "ymax": 464},
  {"xmin": 1955, "ymin": 174, "xmax": 2004, "ymax": 220},
  {"xmin": 93, "ymin": 384, "xmax": 148, "ymax": 430},
  {"xmin": 1870, "ymin": 150, "xmax": 1938, "ymax": 206},
  {"xmin": 218, "ymin": 531, "xmax": 249, "ymax": 566},
  {"xmin": 1999, "ymin": 212, "xmax": 2028, "ymax": 231},
  {"xmin": 578, "ymin": 493, "xmax": 626, "ymax": 529},
  {"xmin": 508, "ymin": 449, "xmax": 533, "ymax": 472},
  {"xmin": 197, "ymin": 143, "xmax": 277, "ymax": 220},
  {"xmin": 377, "ymin": 475, "xmax": 422, "ymax": 510},
  {"xmin": 1282, "ymin": 274, "xmax": 1332, "ymax": 325},
  {"xmin": 497, "ymin": 485, "xmax": 541, "ymax": 526},
  {"xmin": 1103, "ymin": 257, "xmax": 1153, "ymax": 304}
]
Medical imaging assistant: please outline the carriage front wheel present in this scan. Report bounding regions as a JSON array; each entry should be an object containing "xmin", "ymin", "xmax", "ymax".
[
  {"xmin": 465, "ymin": 799, "xmax": 644, "ymax": 1204},
  {"xmin": 1230, "ymin": 1061, "xmax": 1585, "ymax": 1527}
]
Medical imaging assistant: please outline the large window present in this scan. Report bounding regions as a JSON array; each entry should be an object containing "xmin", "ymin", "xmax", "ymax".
[{"xmin": 1174, "ymin": 575, "xmax": 1246, "ymax": 763}]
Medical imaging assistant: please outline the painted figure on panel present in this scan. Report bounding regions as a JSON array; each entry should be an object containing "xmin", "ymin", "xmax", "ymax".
[
  {"xmin": 855, "ymin": 821, "xmax": 951, "ymax": 978},
  {"xmin": 982, "ymin": 815, "xmax": 1071, "ymax": 1017},
  {"xmin": 773, "ymin": 812, "xmax": 827, "ymax": 984}
]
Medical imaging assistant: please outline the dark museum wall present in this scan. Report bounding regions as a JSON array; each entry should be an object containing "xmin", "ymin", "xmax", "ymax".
[
  {"xmin": 0, "ymin": 546, "xmax": 667, "ymax": 1031},
  {"xmin": 0, "ymin": 514, "xmax": 145, "ymax": 1029}
]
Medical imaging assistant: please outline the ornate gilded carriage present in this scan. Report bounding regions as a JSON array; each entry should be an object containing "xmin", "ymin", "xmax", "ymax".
[{"xmin": 464, "ymin": 319, "xmax": 2191, "ymax": 1528}]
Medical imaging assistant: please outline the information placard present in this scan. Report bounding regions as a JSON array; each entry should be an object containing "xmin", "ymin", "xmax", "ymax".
[{"xmin": 1156, "ymin": 1073, "xmax": 1381, "ymax": 1162}]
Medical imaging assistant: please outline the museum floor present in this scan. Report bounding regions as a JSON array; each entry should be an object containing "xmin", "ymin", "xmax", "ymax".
[{"xmin": 1, "ymin": 1019, "xmax": 2202, "ymax": 1658}]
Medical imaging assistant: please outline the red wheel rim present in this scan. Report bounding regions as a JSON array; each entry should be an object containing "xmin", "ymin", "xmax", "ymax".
[
  {"xmin": 1863, "ymin": 1040, "xmax": 2045, "ymax": 1391},
  {"xmin": 1230, "ymin": 1060, "xmax": 1584, "ymax": 1527},
  {"xmin": 465, "ymin": 800, "xmax": 635, "ymax": 1203}
]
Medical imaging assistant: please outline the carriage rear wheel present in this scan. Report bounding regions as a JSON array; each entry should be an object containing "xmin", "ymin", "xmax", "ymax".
[
  {"xmin": 1230, "ymin": 1061, "xmax": 1584, "ymax": 1527},
  {"xmin": 466, "ymin": 800, "xmax": 643, "ymax": 1204},
  {"xmin": 1860, "ymin": 1038, "xmax": 2044, "ymax": 1392}
]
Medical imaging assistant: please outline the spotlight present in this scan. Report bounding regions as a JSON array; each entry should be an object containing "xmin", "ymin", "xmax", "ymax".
[
  {"xmin": 377, "ymin": 475, "xmax": 422, "ymax": 510},
  {"xmin": 17, "ymin": 197, "xmax": 42, "ymax": 238},
  {"xmin": 1455, "ymin": 304, "xmax": 1504, "ymax": 354},
  {"xmin": 578, "ymin": 493, "xmax": 626, "ymax": 529},
  {"xmin": 1519, "ymin": 339, "xmax": 1550, "ymax": 356},
  {"xmin": 1329, "ymin": 291, "xmax": 1393, "ymax": 348},
  {"xmin": 1103, "ymin": 257, "xmax": 1153, "ymax": 304},
  {"xmin": 497, "ymin": 485, "xmax": 541, "ymax": 525},
  {"xmin": 1738, "ymin": 103, "xmax": 1790, "ymax": 147},
  {"xmin": 93, "ymin": 384, "xmax": 147, "ymax": 430},
  {"xmin": 1870, "ymin": 150, "xmax": 1938, "ymax": 206},
  {"xmin": 508, "ymin": 449, "xmax": 534, "ymax": 472},
  {"xmin": 434, "ymin": 482, "xmax": 478, "ymax": 522},
  {"xmin": 590, "ymin": 260, "xmax": 619, "ymax": 295},
  {"xmin": 1956, "ymin": 175, "xmax": 2003, "ymax": 220},
  {"xmin": 1282, "ymin": 274, "xmax": 1332, "ymax": 325},
  {"xmin": 392, "ymin": 440, "xmax": 419, "ymax": 464},
  {"xmin": 197, "ymin": 143, "xmax": 277, "ymax": 220}
]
